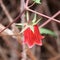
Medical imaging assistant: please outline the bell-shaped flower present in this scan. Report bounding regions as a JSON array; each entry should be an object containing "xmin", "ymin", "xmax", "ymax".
[{"xmin": 24, "ymin": 25, "xmax": 44, "ymax": 48}]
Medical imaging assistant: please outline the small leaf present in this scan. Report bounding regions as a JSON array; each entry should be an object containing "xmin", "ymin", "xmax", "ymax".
[
  {"xmin": 33, "ymin": 0, "xmax": 41, "ymax": 4},
  {"xmin": 32, "ymin": 14, "xmax": 36, "ymax": 23},
  {"xmin": 20, "ymin": 25, "xmax": 29, "ymax": 33},
  {"xmin": 16, "ymin": 25, "xmax": 22, "ymax": 28},
  {"xmin": 33, "ymin": 18, "xmax": 42, "ymax": 25},
  {"xmin": 39, "ymin": 28, "xmax": 56, "ymax": 37}
]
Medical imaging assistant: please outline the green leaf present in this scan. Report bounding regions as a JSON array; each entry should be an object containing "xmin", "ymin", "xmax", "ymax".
[
  {"xmin": 33, "ymin": 0, "xmax": 41, "ymax": 4},
  {"xmin": 32, "ymin": 14, "xmax": 36, "ymax": 23},
  {"xmin": 20, "ymin": 25, "xmax": 29, "ymax": 33},
  {"xmin": 33, "ymin": 18, "xmax": 42, "ymax": 25},
  {"xmin": 16, "ymin": 23, "xmax": 27, "ymax": 29},
  {"xmin": 16, "ymin": 25, "xmax": 22, "ymax": 28},
  {"xmin": 39, "ymin": 28, "xmax": 56, "ymax": 37}
]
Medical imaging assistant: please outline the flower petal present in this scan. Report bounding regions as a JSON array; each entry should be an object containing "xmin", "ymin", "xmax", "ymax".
[
  {"xmin": 24, "ymin": 28, "xmax": 35, "ymax": 47},
  {"xmin": 23, "ymin": 25, "xmax": 44, "ymax": 48},
  {"xmin": 34, "ymin": 25, "xmax": 43, "ymax": 45}
]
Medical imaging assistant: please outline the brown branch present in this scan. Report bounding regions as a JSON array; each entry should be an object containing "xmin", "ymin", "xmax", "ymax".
[
  {"xmin": 25, "ymin": 0, "xmax": 30, "ymax": 7},
  {"xmin": 20, "ymin": 0, "xmax": 27, "ymax": 60},
  {"xmin": 43, "ymin": 41, "xmax": 58, "ymax": 56},
  {"xmin": 40, "ymin": 11, "xmax": 60, "ymax": 28},
  {"xmin": 49, "ymin": 54, "xmax": 60, "ymax": 60},
  {"xmin": 0, "ymin": 0, "xmax": 37, "ymax": 60},
  {"xmin": 26, "ymin": 8, "xmax": 60, "ymax": 24},
  {"xmin": 0, "ymin": 46, "xmax": 8, "ymax": 60}
]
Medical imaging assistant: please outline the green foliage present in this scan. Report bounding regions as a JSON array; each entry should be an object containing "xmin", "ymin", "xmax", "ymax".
[
  {"xmin": 16, "ymin": 25, "xmax": 22, "ymax": 28},
  {"xmin": 32, "ymin": 14, "xmax": 36, "ymax": 23},
  {"xmin": 39, "ymin": 28, "xmax": 56, "ymax": 37},
  {"xmin": 32, "ymin": 14, "xmax": 42, "ymax": 25},
  {"xmin": 33, "ymin": 0, "xmax": 41, "ymax": 4}
]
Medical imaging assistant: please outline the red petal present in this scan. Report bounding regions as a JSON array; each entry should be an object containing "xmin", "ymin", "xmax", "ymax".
[
  {"xmin": 24, "ymin": 28, "xmax": 35, "ymax": 48},
  {"xmin": 34, "ymin": 25, "xmax": 43, "ymax": 45},
  {"xmin": 23, "ymin": 25, "xmax": 44, "ymax": 48},
  {"xmin": 34, "ymin": 25, "xmax": 42, "ymax": 37}
]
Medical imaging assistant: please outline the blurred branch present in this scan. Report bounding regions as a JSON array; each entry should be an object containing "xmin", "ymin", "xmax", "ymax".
[
  {"xmin": 20, "ymin": 0, "xmax": 27, "ymax": 60},
  {"xmin": 0, "ymin": 24, "xmax": 22, "ymax": 58},
  {"xmin": 43, "ymin": 41, "xmax": 58, "ymax": 56},
  {"xmin": 0, "ymin": 0, "xmax": 60, "ymax": 60},
  {"xmin": 26, "ymin": 8, "xmax": 60, "ymax": 27},
  {"xmin": 51, "ymin": 22, "xmax": 60, "ymax": 52},
  {"xmin": 0, "ymin": 23, "xmax": 37, "ymax": 60},
  {"xmin": 0, "ymin": 0, "xmax": 13, "ymax": 23},
  {"xmin": 49, "ymin": 54, "xmax": 60, "ymax": 60},
  {"xmin": 0, "ymin": 46, "xmax": 8, "ymax": 60}
]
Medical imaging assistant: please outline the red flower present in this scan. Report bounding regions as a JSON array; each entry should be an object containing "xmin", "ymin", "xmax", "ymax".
[{"xmin": 24, "ymin": 25, "xmax": 44, "ymax": 48}]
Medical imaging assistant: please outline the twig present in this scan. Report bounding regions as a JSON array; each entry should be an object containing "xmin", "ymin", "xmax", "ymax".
[
  {"xmin": 0, "ymin": 0, "xmax": 13, "ymax": 23},
  {"xmin": 0, "ymin": 3, "xmax": 25, "ymax": 33},
  {"xmin": 29, "ymin": 2, "xmax": 35, "ymax": 8},
  {"xmin": 0, "ymin": 1, "xmax": 21, "ymax": 60},
  {"xmin": 20, "ymin": 0, "xmax": 26, "ymax": 60},
  {"xmin": 26, "ymin": 8, "xmax": 60, "ymax": 24},
  {"xmin": 40, "ymin": 11, "xmax": 60, "ymax": 28},
  {"xmin": 25, "ymin": 0, "xmax": 30, "ymax": 7}
]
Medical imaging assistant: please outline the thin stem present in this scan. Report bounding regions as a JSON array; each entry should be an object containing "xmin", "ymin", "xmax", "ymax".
[
  {"xmin": 25, "ymin": 0, "xmax": 29, "ymax": 7},
  {"xmin": 0, "ymin": 1, "xmax": 13, "ymax": 23},
  {"xmin": 20, "ymin": 0, "xmax": 27, "ymax": 60},
  {"xmin": 29, "ymin": 2, "xmax": 35, "ymax": 8},
  {"xmin": 26, "ymin": 8, "xmax": 60, "ymax": 24},
  {"xmin": 0, "ymin": 9, "xmax": 25, "ymax": 33},
  {"xmin": 40, "ymin": 11, "xmax": 60, "ymax": 28}
]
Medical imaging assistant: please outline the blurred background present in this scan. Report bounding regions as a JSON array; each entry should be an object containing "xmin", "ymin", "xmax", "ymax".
[{"xmin": 0, "ymin": 0, "xmax": 60, "ymax": 60}]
